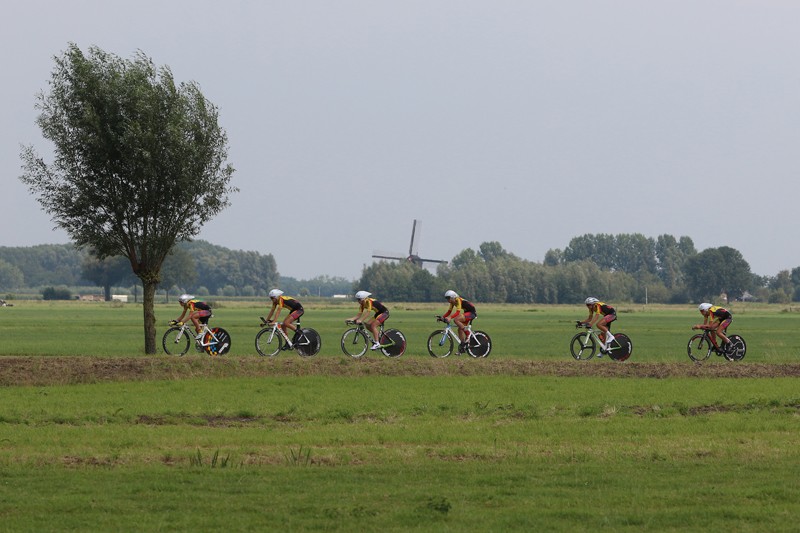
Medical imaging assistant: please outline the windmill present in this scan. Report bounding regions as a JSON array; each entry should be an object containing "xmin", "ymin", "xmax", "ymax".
[{"xmin": 372, "ymin": 219, "xmax": 448, "ymax": 268}]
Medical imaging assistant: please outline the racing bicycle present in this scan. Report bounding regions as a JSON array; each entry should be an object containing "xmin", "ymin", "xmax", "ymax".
[
  {"xmin": 427, "ymin": 315, "xmax": 491, "ymax": 358},
  {"xmin": 687, "ymin": 327, "xmax": 746, "ymax": 362},
  {"xmin": 255, "ymin": 317, "xmax": 321, "ymax": 357},
  {"xmin": 163, "ymin": 318, "xmax": 231, "ymax": 356},
  {"xmin": 340, "ymin": 320, "xmax": 406, "ymax": 358},
  {"xmin": 569, "ymin": 321, "xmax": 632, "ymax": 361}
]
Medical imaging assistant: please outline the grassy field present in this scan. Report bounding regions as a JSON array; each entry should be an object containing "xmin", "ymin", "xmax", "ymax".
[
  {"xmin": 0, "ymin": 301, "xmax": 799, "ymax": 531},
  {"xmin": 2, "ymin": 299, "xmax": 799, "ymax": 360}
]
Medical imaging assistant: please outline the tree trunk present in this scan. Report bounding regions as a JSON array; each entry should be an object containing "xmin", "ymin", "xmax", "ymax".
[{"xmin": 142, "ymin": 280, "xmax": 158, "ymax": 354}]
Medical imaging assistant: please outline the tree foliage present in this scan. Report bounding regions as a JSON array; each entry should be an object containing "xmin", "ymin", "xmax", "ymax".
[
  {"xmin": 81, "ymin": 253, "xmax": 133, "ymax": 301},
  {"xmin": 683, "ymin": 246, "xmax": 753, "ymax": 301},
  {"xmin": 20, "ymin": 44, "xmax": 236, "ymax": 353}
]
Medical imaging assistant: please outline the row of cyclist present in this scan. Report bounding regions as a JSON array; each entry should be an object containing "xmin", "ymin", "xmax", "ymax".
[
  {"xmin": 164, "ymin": 289, "xmax": 490, "ymax": 358},
  {"xmin": 163, "ymin": 291, "xmax": 743, "ymax": 362}
]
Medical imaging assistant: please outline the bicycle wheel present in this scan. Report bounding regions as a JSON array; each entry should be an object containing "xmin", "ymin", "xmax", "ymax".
[
  {"xmin": 467, "ymin": 331, "xmax": 492, "ymax": 358},
  {"xmin": 607, "ymin": 333, "xmax": 632, "ymax": 362},
  {"xmin": 380, "ymin": 329, "xmax": 406, "ymax": 358},
  {"xmin": 341, "ymin": 328, "xmax": 369, "ymax": 358},
  {"xmin": 162, "ymin": 327, "xmax": 191, "ymax": 356},
  {"xmin": 569, "ymin": 332, "xmax": 596, "ymax": 360},
  {"xmin": 725, "ymin": 334, "xmax": 746, "ymax": 361},
  {"xmin": 206, "ymin": 328, "xmax": 231, "ymax": 356},
  {"xmin": 295, "ymin": 328, "xmax": 321, "ymax": 357},
  {"xmin": 427, "ymin": 330, "xmax": 453, "ymax": 358},
  {"xmin": 687, "ymin": 334, "xmax": 712, "ymax": 362},
  {"xmin": 255, "ymin": 328, "xmax": 282, "ymax": 357}
]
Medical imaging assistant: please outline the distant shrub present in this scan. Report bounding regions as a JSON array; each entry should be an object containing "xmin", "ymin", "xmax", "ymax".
[{"xmin": 42, "ymin": 286, "xmax": 72, "ymax": 300}]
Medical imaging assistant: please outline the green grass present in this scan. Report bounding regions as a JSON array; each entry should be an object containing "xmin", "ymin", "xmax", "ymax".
[
  {"xmin": 2, "ymin": 300, "xmax": 799, "ymax": 360},
  {"xmin": 1, "ymin": 302, "xmax": 799, "ymax": 531},
  {"xmin": 0, "ymin": 376, "xmax": 798, "ymax": 531}
]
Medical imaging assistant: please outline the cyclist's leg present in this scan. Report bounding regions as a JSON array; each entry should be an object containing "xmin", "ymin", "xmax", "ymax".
[
  {"xmin": 285, "ymin": 309, "xmax": 303, "ymax": 337},
  {"xmin": 599, "ymin": 315, "xmax": 616, "ymax": 344},
  {"xmin": 717, "ymin": 319, "xmax": 731, "ymax": 345},
  {"xmin": 707, "ymin": 322, "xmax": 720, "ymax": 348},
  {"xmin": 372, "ymin": 312, "xmax": 389, "ymax": 347},
  {"xmin": 191, "ymin": 311, "xmax": 210, "ymax": 336},
  {"xmin": 454, "ymin": 314, "xmax": 469, "ymax": 343},
  {"xmin": 365, "ymin": 318, "xmax": 380, "ymax": 347}
]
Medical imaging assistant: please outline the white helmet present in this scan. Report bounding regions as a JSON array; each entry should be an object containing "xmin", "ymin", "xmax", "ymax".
[
  {"xmin": 585, "ymin": 297, "xmax": 599, "ymax": 305},
  {"xmin": 355, "ymin": 290, "xmax": 371, "ymax": 300},
  {"xmin": 178, "ymin": 294, "xmax": 194, "ymax": 304},
  {"xmin": 444, "ymin": 290, "xmax": 458, "ymax": 300},
  {"xmin": 268, "ymin": 289, "xmax": 284, "ymax": 298},
  {"xmin": 698, "ymin": 303, "xmax": 712, "ymax": 312}
]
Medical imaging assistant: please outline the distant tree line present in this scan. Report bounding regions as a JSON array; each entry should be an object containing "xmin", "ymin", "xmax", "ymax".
[
  {"xmin": 355, "ymin": 234, "xmax": 800, "ymax": 305},
  {"xmin": 3, "ymin": 233, "xmax": 799, "ymax": 304},
  {"xmin": 0, "ymin": 241, "xmax": 349, "ymax": 299}
]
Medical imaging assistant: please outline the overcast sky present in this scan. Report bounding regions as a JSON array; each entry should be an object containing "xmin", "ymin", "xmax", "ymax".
[{"xmin": 3, "ymin": 1, "xmax": 799, "ymax": 280}]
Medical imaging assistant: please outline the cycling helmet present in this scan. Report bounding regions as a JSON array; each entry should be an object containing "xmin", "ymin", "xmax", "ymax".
[
  {"xmin": 698, "ymin": 302, "xmax": 713, "ymax": 312},
  {"xmin": 268, "ymin": 289, "xmax": 284, "ymax": 298},
  {"xmin": 178, "ymin": 294, "xmax": 194, "ymax": 304},
  {"xmin": 355, "ymin": 290, "xmax": 371, "ymax": 300},
  {"xmin": 444, "ymin": 290, "xmax": 458, "ymax": 300},
  {"xmin": 585, "ymin": 297, "xmax": 599, "ymax": 305}
]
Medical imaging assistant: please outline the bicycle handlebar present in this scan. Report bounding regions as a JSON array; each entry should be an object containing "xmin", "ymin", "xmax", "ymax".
[{"xmin": 575, "ymin": 321, "xmax": 590, "ymax": 329}]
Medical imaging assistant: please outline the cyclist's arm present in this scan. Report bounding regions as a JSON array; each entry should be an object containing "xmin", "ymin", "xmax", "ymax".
[
  {"xmin": 265, "ymin": 301, "xmax": 279, "ymax": 322},
  {"xmin": 442, "ymin": 302, "xmax": 456, "ymax": 320}
]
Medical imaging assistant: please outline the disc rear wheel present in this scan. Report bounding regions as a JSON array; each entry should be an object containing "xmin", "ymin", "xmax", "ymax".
[
  {"xmin": 467, "ymin": 331, "xmax": 491, "ymax": 358},
  {"xmin": 295, "ymin": 328, "xmax": 321, "ymax": 357},
  {"xmin": 380, "ymin": 329, "xmax": 406, "ymax": 358},
  {"xmin": 607, "ymin": 333, "xmax": 631, "ymax": 361},
  {"xmin": 206, "ymin": 327, "xmax": 231, "ymax": 356},
  {"xmin": 725, "ymin": 334, "xmax": 746, "ymax": 361}
]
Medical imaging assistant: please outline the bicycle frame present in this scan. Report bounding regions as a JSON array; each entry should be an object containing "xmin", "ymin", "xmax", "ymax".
[
  {"xmin": 164, "ymin": 319, "xmax": 231, "ymax": 356},
  {"xmin": 173, "ymin": 322, "xmax": 221, "ymax": 348},
  {"xmin": 434, "ymin": 318, "xmax": 479, "ymax": 348},
  {"xmin": 427, "ymin": 316, "xmax": 491, "ymax": 358},
  {"xmin": 259, "ymin": 318, "xmax": 296, "ymax": 347},
  {"xmin": 687, "ymin": 326, "xmax": 745, "ymax": 362},
  {"xmin": 346, "ymin": 321, "xmax": 392, "ymax": 347},
  {"xmin": 570, "ymin": 322, "xmax": 631, "ymax": 361}
]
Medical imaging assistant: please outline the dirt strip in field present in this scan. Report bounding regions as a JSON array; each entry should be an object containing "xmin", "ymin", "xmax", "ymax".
[{"xmin": 1, "ymin": 356, "xmax": 799, "ymax": 386}]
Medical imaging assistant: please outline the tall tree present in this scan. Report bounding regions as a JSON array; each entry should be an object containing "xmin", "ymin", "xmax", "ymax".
[
  {"xmin": 684, "ymin": 246, "xmax": 752, "ymax": 302},
  {"xmin": 20, "ymin": 44, "xmax": 236, "ymax": 353}
]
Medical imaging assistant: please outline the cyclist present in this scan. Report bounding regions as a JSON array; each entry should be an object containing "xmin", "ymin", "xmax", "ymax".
[
  {"xmin": 174, "ymin": 294, "xmax": 212, "ymax": 340},
  {"xmin": 265, "ymin": 289, "xmax": 304, "ymax": 349},
  {"xmin": 442, "ymin": 290, "xmax": 477, "ymax": 354},
  {"xmin": 694, "ymin": 302, "xmax": 732, "ymax": 354},
  {"xmin": 581, "ymin": 297, "xmax": 616, "ymax": 355},
  {"xmin": 349, "ymin": 290, "xmax": 389, "ymax": 350}
]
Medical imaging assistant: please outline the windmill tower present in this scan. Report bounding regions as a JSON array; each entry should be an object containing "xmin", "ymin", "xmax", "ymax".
[{"xmin": 371, "ymin": 220, "xmax": 447, "ymax": 268}]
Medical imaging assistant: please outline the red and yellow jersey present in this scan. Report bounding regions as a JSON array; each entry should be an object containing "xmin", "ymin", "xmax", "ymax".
[
  {"xmin": 443, "ymin": 297, "xmax": 476, "ymax": 318},
  {"xmin": 187, "ymin": 299, "xmax": 211, "ymax": 312},
  {"xmin": 360, "ymin": 297, "xmax": 388, "ymax": 315},
  {"xmin": 274, "ymin": 295, "xmax": 303, "ymax": 312},
  {"xmin": 588, "ymin": 301, "xmax": 615, "ymax": 316},
  {"xmin": 708, "ymin": 306, "xmax": 732, "ymax": 320}
]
